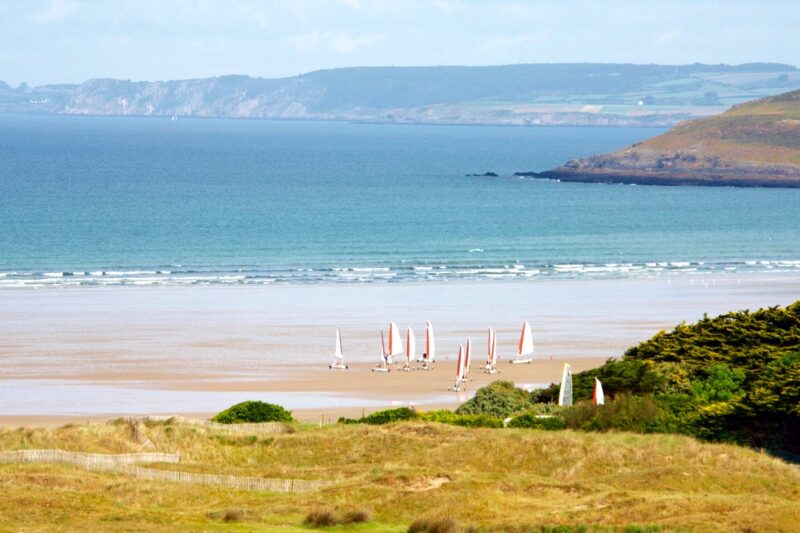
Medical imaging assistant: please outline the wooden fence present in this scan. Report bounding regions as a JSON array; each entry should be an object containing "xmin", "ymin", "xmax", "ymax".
[
  {"xmin": 0, "ymin": 449, "xmax": 330, "ymax": 493},
  {"xmin": 141, "ymin": 415, "xmax": 293, "ymax": 434}
]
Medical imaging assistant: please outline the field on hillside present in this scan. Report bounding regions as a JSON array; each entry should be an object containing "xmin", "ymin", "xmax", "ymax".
[{"xmin": 1, "ymin": 419, "xmax": 799, "ymax": 532}]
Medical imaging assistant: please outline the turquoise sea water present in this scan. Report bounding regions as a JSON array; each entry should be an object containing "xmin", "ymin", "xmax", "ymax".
[{"xmin": 1, "ymin": 114, "xmax": 800, "ymax": 287}]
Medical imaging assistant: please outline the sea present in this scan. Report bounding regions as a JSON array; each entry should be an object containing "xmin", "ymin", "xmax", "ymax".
[{"xmin": 2, "ymin": 114, "xmax": 800, "ymax": 288}]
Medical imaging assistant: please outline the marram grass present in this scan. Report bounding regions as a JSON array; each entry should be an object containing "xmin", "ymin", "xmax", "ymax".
[{"xmin": 1, "ymin": 420, "xmax": 799, "ymax": 531}]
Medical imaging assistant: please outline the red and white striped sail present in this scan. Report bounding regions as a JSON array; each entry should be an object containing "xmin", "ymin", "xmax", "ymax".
[
  {"xmin": 487, "ymin": 327, "xmax": 495, "ymax": 367},
  {"xmin": 518, "ymin": 321, "xmax": 534, "ymax": 357},
  {"xmin": 593, "ymin": 377, "xmax": 605, "ymax": 406},
  {"xmin": 388, "ymin": 321, "xmax": 403, "ymax": 357},
  {"xmin": 425, "ymin": 320, "xmax": 436, "ymax": 363},
  {"xmin": 486, "ymin": 326, "xmax": 498, "ymax": 371},
  {"xmin": 464, "ymin": 336, "xmax": 472, "ymax": 378},
  {"xmin": 406, "ymin": 327, "xmax": 416, "ymax": 366},
  {"xmin": 454, "ymin": 344, "xmax": 465, "ymax": 390}
]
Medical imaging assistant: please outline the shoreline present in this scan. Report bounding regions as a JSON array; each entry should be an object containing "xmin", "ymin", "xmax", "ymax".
[
  {"xmin": 2, "ymin": 273, "xmax": 799, "ymax": 426},
  {"xmin": 519, "ymin": 169, "xmax": 800, "ymax": 188}
]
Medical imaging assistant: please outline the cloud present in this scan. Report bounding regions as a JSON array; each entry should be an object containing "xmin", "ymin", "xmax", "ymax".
[{"xmin": 287, "ymin": 30, "xmax": 384, "ymax": 53}]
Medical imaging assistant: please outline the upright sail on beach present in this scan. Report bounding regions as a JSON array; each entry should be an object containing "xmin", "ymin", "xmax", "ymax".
[
  {"xmin": 423, "ymin": 320, "xmax": 435, "ymax": 369},
  {"xmin": 559, "ymin": 363, "xmax": 573, "ymax": 406},
  {"xmin": 464, "ymin": 336, "xmax": 472, "ymax": 380},
  {"xmin": 452, "ymin": 345, "xmax": 465, "ymax": 391},
  {"xmin": 373, "ymin": 322, "xmax": 400, "ymax": 372},
  {"xmin": 512, "ymin": 321, "xmax": 534, "ymax": 364},
  {"xmin": 593, "ymin": 377, "xmax": 605, "ymax": 405},
  {"xmin": 387, "ymin": 321, "xmax": 402, "ymax": 364},
  {"xmin": 486, "ymin": 326, "xmax": 498, "ymax": 374},
  {"xmin": 403, "ymin": 327, "xmax": 415, "ymax": 371},
  {"xmin": 329, "ymin": 327, "xmax": 347, "ymax": 369}
]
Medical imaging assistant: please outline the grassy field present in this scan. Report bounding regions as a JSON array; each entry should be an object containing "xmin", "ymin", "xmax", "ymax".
[{"xmin": 1, "ymin": 419, "xmax": 799, "ymax": 532}]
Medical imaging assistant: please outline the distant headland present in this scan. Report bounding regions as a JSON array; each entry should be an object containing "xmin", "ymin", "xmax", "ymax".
[
  {"xmin": 1, "ymin": 62, "xmax": 799, "ymax": 128},
  {"xmin": 519, "ymin": 89, "xmax": 800, "ymax": 187}
]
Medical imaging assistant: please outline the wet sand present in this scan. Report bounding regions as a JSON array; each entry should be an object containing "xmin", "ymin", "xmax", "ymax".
[{"xmin": 1, "ymin": 273, "xmax": 799, "ymax": 425}]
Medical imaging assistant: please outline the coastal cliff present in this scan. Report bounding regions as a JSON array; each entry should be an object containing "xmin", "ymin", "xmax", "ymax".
[
  {"xmin": 2, "ymin": 63, "xmax": 799, "ymax": 127},
  {"xmin": 523, "ymin": 89, "xmax": 800, "ymax": 187}
]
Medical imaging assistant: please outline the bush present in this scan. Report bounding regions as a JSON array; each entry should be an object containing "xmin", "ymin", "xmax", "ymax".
[
  {"xmin": 456, "ymin": 381, "xmax": 534, "ymax": 418},
  {"xmin": 339, "ymin": 407, "xmax": 420, "ymax": 425},
  {"xmin": 341, "ymin": 509, "xmax": 370, "ymax": 524},
  {"xmin": 304, "ymin": 509, "xmax": 336, "ymax": 528},
  {"xmin": 421, "ymin": 410, "xmax": 503, "ymax": 428},
  {"xmin": 508, "ymin": 412, "xmax": 566, "ymax": 430},
  {"xmin": 530, "ymin": 359, "xmax": 666, "ymax": 404},
  {"xmin": 303, "ymin": 508, "xmax": 370, "ymax": 528},
  {"xmin": 211, "ymin": 401, "xmax": 293, "ymax": 424},
  {"xmin": 563, "ymin": 394, "xmax": 668, "ymax": 433},
  {"xmin": 408, "ymin": 517, "xmax": 459, "ymax": 533},
  {"xmin": 222, "ymin": 509, "xmax": 244, "ymax": 523}
]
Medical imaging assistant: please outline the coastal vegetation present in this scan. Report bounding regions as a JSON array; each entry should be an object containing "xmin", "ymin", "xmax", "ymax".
[
  {"xmin": 211, "ymin": 400, "xmax": 294, "ymax": 424},
  {"xmin": 531, "ymin": 88, "xmax": 800, "ymax": 186},
  {"xmin": 342, "ymin": 302, "xmax": 800, "ymax": 457},
  {"xmin": 531, "ymin": 301, "xmax": 800, "ymax": 456},
  {"xmin": 3, "ymin": 302, "xmax": 800, "ymax": 530},
  {"xmin": 2, "ymin": 417, "xmax": 799, "ymax": 531}
]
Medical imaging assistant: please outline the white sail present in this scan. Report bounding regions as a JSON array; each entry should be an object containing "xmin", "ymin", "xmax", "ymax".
[
  {"xmin": 518, "ymin": 321, "xmax": 534, "ymax": 356},
  {"xmin": 388, "ymin": 321, "xmax": 403, "ymax": 358},
  {"xmin": 407, "ymin": 328, "xmax": 416, "ymax": 362},
  {"xmin": 426, "ymin": 320, "xmax": 436, "ymax": 363},
  {"xmin": 558, "ymin": 363, "xmax": 573, "ymax": 406},
  {"xmin": 330, "ymin": 328, "xmax": 347, "ymax": 369},
  {"xmin": 593, "ymin": 377, "xmax": 605, "ymax": 406},
  {"xmin": 335, "ymin": 328, "xmax": 343, "ymax": 360}
]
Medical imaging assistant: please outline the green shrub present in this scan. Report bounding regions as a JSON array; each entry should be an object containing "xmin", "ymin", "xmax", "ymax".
[
  {"xmin": 421, "ymin": 410, "xmax": 503, "ymax": 428},
  {"xmin": 211, "ymin": 401, "xmax": 293, "ymax": 424},
  {"xmin": 530, "ymin": 359, "xmax": 666, "ymax": 404},
  {"xmin": 562, "ymin": 394, "xmax": 674, "ymax": 433},
  {"xmin": 341, "ymin": 509, "xmax": 370, "ymax": 524},
  {"xmin": 361, "ymin": 407, "xmax": 419, "ymax": 425},
  {"xmin": 456, "ymin": 381, "xmax": 534, "ymax": 418},
  {"xmin": 508, "ymin": 412, "xmax": 566, "ymax": 430}
]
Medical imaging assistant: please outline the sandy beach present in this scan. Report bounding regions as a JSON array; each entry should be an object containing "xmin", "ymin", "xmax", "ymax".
[{"xmin": 1, "ymin": 273, "xmax": 799, "ymax": 425}]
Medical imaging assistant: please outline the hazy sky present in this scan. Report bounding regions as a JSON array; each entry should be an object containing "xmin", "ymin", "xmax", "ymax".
[{"xmin": 1, "ymin": 0, "xmax": 798, "ymax": 86}]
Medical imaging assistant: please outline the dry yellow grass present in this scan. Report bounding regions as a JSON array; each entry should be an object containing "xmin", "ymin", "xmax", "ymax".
[{"xmin": 1, "ymin": 419, "xmax": 799, "ymax": 531}]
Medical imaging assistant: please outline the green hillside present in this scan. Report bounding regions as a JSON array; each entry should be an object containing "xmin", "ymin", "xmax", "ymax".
[
  {"xmin": 2, "ymin": 63, "xmax": 798, "ymax": 127},
  {"xmin": 534, "ymin": 89, "xmax": 800, "ymax": 186}
]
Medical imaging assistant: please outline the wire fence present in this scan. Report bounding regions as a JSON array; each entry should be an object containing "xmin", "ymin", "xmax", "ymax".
[
  {"xmin": 0, "ymin": 449, "xmax": 330, "ymax": 493},
  {"xmin": 141, "ymin": 415, "xmax": 293, "ymax": 434}
]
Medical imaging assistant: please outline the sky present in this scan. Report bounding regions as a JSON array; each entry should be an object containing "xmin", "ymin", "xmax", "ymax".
[{"xmin": 1, "ymin": 0, "xmax": 798, "ymax": 86}]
